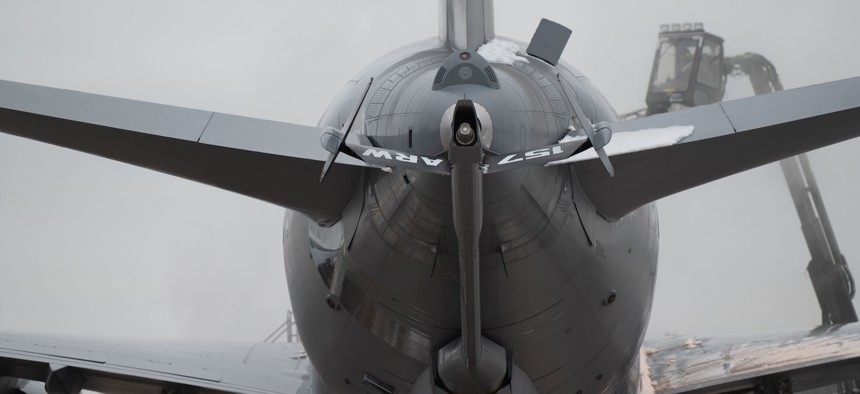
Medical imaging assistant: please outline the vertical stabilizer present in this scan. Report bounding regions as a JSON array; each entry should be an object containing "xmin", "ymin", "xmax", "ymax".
[{"xmin": 439, "ymin": 0, "xmax": 495, "ymax": 51}]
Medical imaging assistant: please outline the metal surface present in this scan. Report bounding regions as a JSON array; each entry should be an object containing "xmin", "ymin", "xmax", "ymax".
[
  {"xmin": 320, "ymin": 78, "xmax": 374, "ymax": 181},
  {"xmin": 283, "ymin": 36, "xmax": 656, "ymax": 393},
  {"xmin": 448, "ymin": 101, "xmax": 485, "ymax": 375},
  {"xmin": 558, "ymin": 73, "xmax": 615, "ymax": 177},
  {"xmin": 525, "ymin": 19, "xmax": 571, "ymax": 66},
  {"xmin": 438, "ymin": 0, "xmax": 494, "ymax": 51},
  {"xmin": 433, "ymin": 50, "xmax": 500, "ymax": 90},
  {"xmin": 435, "ymin": 101, "xmax": 507, "ymax": 393},
  {"xmin": 45, "ymin": 365, "xmax": 84, "ymax": 394}
]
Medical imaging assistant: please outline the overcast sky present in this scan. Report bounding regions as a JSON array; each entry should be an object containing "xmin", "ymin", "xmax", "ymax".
[{"xmin": 1, "ymin": 0, "xmax": 859, "ymax": 345}]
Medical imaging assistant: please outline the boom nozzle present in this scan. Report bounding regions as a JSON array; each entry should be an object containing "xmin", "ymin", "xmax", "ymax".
[{"xmin": 455, "ymin": 122, "xmax": 476, "ymax": 146}]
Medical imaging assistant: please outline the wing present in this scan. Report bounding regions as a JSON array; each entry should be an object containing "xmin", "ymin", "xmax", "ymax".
[
  {"xmin": 0, "ymin": 79, "xmax": 366, "ymax": 224},
  {"xmin": 572, "ymin": 77, "xmax": 860, "ymax": 220},
  {"xmin": 0, "ymin": 331, "xmax": 309, "ymax": 394},
  {"xmin": 642, "ymin": 323, "xmax": 860, "ymax": 393}
]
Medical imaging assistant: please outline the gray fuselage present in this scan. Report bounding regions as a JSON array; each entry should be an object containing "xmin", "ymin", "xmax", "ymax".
[{"xmin": 283, "ymin": 39, "xmax": 659, "ymax": 393}]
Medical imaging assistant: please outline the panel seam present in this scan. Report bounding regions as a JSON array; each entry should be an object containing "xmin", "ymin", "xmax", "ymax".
[
  {"xmin": 718, "ymin": 103, "xmax": 738, "ymax": 133},
  {"xmin": 196, "ymin": 112, "xmax": 215, "ymax": 143}
]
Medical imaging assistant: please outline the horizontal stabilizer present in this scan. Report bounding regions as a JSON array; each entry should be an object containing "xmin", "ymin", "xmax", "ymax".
[
  {"xmin": 0, "ymin": 80, "xmax": 366, "ymax": 223},
  {"xmin": 573, "ymin": 76, "xmax": 860, "ymax": 220}
]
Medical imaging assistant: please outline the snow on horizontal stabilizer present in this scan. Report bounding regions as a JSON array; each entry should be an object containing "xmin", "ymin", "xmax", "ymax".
[
  {"xmin": 477, "ymin": 39, "xmax": 529, "ymax": 65},
  {"xmin": 558, "ymin": 133, "xmax": 587, "ymax": 144},
  {"xmin": 546, "ymin": 125, "xmax": 694, "ymax": 166}
]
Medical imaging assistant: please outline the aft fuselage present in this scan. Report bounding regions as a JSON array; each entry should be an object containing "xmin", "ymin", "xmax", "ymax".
[{"xmin": 283, "ymin": 39, "xmax": 659, "ymax": 393}]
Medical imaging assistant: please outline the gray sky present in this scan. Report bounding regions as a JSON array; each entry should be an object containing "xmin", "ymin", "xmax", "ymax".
[{"xmin": 0, "ymin": 0, "xmax": 859, "ymax": 344}]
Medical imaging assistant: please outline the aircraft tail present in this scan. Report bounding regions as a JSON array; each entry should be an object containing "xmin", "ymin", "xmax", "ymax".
[{"xmin": 439, "ymin": 0, "xmax": 495, "ymax": 51}]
